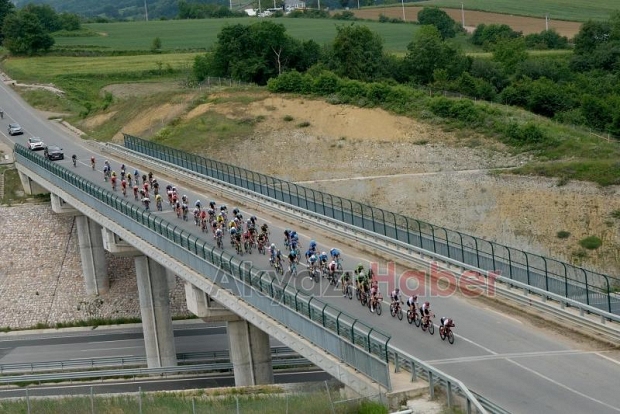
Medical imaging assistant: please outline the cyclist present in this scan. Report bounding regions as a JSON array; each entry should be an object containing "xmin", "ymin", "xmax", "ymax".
[
  {"xmin": 195, "ymin": 200, "xmax": 201, "ymax": 211},
  {"xmin": 181, "ymin": 202, "xmax": 189, "ymax": 221},
  {"xmin": 233, "ymin": 228, "xmax": 242, "ymax": 253},
  {"xmin": 369, "ymin": 283, "xmax": 380, "ymax": 313},
  {"xmin": 439, "ymin": 317, "xmax": 455, "ymax": 334},
  {"xmin": 209, "ymin": 200, "xmax": 217, "ymax": 210},
  {"xmin": 111, "ymin": 174, "xmax": 117, "ymax": 191},
  {"xmin": 327, "ymin": 260, "xmax": 338, "ymax": 282},
  {"xmin": 390, "ymin": 288, "xmax": 402, "ymax": 313},
  {"xmin": 420, "ymin": 301, "xmax": 432, "ymax": 324},
  {"xmin": 133, "ymin": 185, "xmax": 139, "ymax": 201},
  {"xmin": 261, "ymin": 223, "xmax": 269, "ymax": 235},
  {"xmin": 155, "ymin": 193, "xmax": 163, "ymax": 211},
  {"xmin": 90, "ymin": 156, "xmax": 96, "ymax": 170},
  {"xmin": 214, "ymin": 227, "xmax": 223, "ymax": 247},
  {"xmin": 133, "ymin": 169, "xmax": 139, "ymax": 180},
  {"xmin": 341, "ymin": 272, "xmax": 351, "ymax": 296},
  {"xmin": 142, "ymin": 196, "xmax": 150, "ymax": 211},
  {"xmin": 288, "ymin": 249, "xmax": 298, "ymax": 274},
  {"xmin": 121, "ymin": 179, "xmax": 127, "ymax": 197},
  {"xmin": 103, "ymin": 164, "xmax": 110, "ymax": 182},
  {"xmin": 148, "ymin": 171, "xmax": 153, "ymax": 184},
  {"xmin": 355, "ymin": 267, "xmax": 367, "ymax": 292},
  {"xmin": 152, "ymin": 179, "xmax": 159, "ymax": 196},
  {"xmin": 308, "ymin": 254, "xmax": 318, "ymax": 274},
  {"xmin": 330, "ymin": 248, "xmax": 341, "ymax": 260},
  {"xmin": 71, "ymin": 154, "xmax": 77, "ymax": 167},
  {"xmin": 120, "ymin": 164, "xmax": 126, "ymax": 180},
  {"xmin": 406, "ymin": 295, "xmax": 418, "ymax": 314},
  {"xmin": 126, "ymin": 172, "xmax": 132, "ymax": 187},
  {"xmin": 318, "ymin": 251, "xmax": 328, "ymax": 267},
  {"xmin": 269, "ymin": 243, "xmax": 278, "ymax": 265},
  {"xmin": 308, "ymin": 240, "xmax": 317, "ymax": 255}
]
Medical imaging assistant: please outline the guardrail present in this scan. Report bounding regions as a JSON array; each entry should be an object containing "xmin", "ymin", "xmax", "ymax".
[
  {"xmin": 0, "ymin": 358, "xmax": 312, "ymax": 385},
  {"xmin": 124, "ymin": 134, "xmax": 620, "ymax": 315},
  {"xmin": 0, "ymin": 346, "xmax": 296, "ymax": 374},
  {"xmin": 91, "ymin": 142, "xmax": 493, "ymax": 413},
  {"xmin": 14, "ymin": 144, "xmax": 391, "ymax": 391}
]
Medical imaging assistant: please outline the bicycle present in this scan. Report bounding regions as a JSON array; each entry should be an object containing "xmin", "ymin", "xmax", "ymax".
[
  {"xmin": 216, "ymin": 234, "xmax": 223, "ymax": 249},
  {"xmin": 90, "ymin": 158, "xmax": 96, "ymax": 170},
  {"xmin": 288, "ymin": 261, "xmax": 297, "ymax": 276},
  {"xmin": 342, "ymin": 280, "xmax": 353, "ymax": 299},
  {"xmin": 368, "ymin": 295, "xmax": 382, "ymax": 315},
  {"xmin": 439, "ymin": 325, "xmax": 455, "ymax": 344},
  {"xmin": 71, "ymin": 155, "xmax": 77, "ymax": 167},
  {"xmin": 420, "ymin": 313, "xmax": 435, "ymax": 335},
  {"xmin": 156, "ymin": 199, "xmax": 163, "ymax": 212},
  {"xmin": 407, "ymin": 307, "xmax": 421, "ymax": 327},
  {"xmin": 390, "ymin": 301, "xmax": 404, "ymax": 321}
]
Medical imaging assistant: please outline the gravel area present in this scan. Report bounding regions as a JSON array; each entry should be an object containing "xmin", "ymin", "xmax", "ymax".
[{"xmin": 0, "ymin": 204, "xmax": 190, "ymax": 329}]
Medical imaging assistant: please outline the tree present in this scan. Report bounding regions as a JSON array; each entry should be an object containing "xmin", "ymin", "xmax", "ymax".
[
  {"xmin": 2, "ymin": 11, "xmax": 54, "ymax": 55},
  {"xmin": 194, "ymin": 21, "xmax": 319, "ymax": 85},
  {"xmin": 417, "ymin": 7, "xmax": 456, "ymax": 40},
  {"xmin": 59, "ymin": 13, "xmax": 81, "ymax": 31},
  {"xmin": 0, "ymin": 0, "xmax": 15, "ymax": 42},
  {"xmin": 404, "ymin": 25, "xmax": 470, "ymax": 84},
  {"xmin": 151, "ymin": 36, "xmax": 162, "ymax": 53},
  {"xmin": 329, "ymin": 24, "xmax": 385, "ymax": 82},
  {"xmin": 493, "ymin": 38, "xmax": 527, "ymax": 73},
  {"xmin": 471, "ymin": 24, "xmax": 522, "ymax": 50},
  {"xmin": 22, "ymin": 3, "xmax": 62, "ymax": 32}
]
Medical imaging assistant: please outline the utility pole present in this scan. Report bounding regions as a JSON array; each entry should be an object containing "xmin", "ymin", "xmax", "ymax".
[
  {"xmin": 461, "ymin": 3, "xmax": 465, "ymax": 28},
  {"xmin": 144, "ymin": 0, "xmax": 149, "ymax": 21},
  {"xmin": 401, "ymin": 0, "xmax": 405, "ymax": 22},
  {"xmin": 545, "ymin": 14, "xmax": 549, "ymax": 31}
]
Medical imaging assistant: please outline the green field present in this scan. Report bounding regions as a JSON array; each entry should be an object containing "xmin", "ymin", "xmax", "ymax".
[
  {"xmin": 4, "ymin": 53, "xmax": 197, "ymax": 81},
  {"xmin": 54, "ymin": 18, "xmax": 422, "ymax": 53},
  {"xmin": 414, "ymin": 0, "xmax": 617, "ymax": 22}
]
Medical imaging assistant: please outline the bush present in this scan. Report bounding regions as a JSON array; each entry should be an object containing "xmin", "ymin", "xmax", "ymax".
[
  {"xmin": 556, "ymin": 230, "xmax": 571, "ymax": 239},
  {"xmin": 504, "ymin": 122, "xmax": 547, "ymax": 146},
  {"xmin": 332, "ymin": 11, "xmax": 357, "ymax": 20},
  {"xmin": 579, "ymin": 236, "xmax": 602, "ymax": 250},
  {"xmin": 611, "ymin": 210, "xmax": 620, "ymax": 219},
  {"xmin": 312, "ymin": 71, "xmax": 341, "ymax": 95}
]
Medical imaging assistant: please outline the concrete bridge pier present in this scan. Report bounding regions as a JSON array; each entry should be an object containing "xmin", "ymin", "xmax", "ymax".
[
  {"xmin": 75, "ymin": 215, "xmax": 109, "ymax": 295},
  {"xmin": 135, "ymin": 256, "xmax": 177, "ymax": 368},
  {"xmin": 227, "ymin": 320, "xmax": 274, "ymax": 386},
  {"xmin": 17, "ymin": 170, "xmax": 47, "ymax": 195}
]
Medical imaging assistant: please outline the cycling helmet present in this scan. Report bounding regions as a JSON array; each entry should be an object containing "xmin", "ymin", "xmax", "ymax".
[
  {"xmin": 395, "ymin": 288, "xmax": 400, "ymax": 293},
  {"xmin": 310, "ymin": 240, "xmax": 317, "ymax": 247},
  {"xmin": 321, "ymin": 251, "xmax": 326, "ymax": 256},
  {"xmin": 271, "ymin": 243, "xmax": 276, "ymax": 249},
  {"xmin": 412, "ymin": 295, "xmax": 418, "ymax": 301},
  {"xmin": 195, "ymin": 199, "xmax": 201, "ymax": 204},
  {"xmin": 424, "ymin": 301, "xmax": 430, "ymax": 307},
  {"xmin": 251, "ymin": 215, "xmax": 257, "ymax": 221},
  {"xmin": 310, "ymin": 254, "xmax": 316, "ymax": 260}
]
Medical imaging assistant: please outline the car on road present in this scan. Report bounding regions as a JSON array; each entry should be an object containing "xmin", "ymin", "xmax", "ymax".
[
  {"xmin": 8, "ymin": 123, "xmax": 23, "ymax": 136},
  {"xmin": 27, "ymin": 137, "xmax": 45, "ymax": 151},
  {"xmin": 44, "ymin": 145, "xmax": 64, "ymax": 161}
]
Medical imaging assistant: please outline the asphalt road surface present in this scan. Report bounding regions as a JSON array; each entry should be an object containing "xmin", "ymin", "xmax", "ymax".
[
  {"xmin": 0, "ymin": 323, "xmax": 329, "ymax": 398},
  {"xmin": 2, "ymin": 80, "xmax": 620, "ymax": 414}
]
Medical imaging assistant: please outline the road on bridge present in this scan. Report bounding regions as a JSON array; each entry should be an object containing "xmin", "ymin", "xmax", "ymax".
[
  {"xmin": 0, "ymin": 323, "xmax": 329, "ymax": 398},
  {"xmin": 2, "ymin": 80, "xmax": 620, "ymax": 414}
]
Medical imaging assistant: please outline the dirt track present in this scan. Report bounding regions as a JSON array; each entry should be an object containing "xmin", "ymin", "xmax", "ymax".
[{"xmin": 352, "ymin": 6, "xmax": 582, "ymax": 37}]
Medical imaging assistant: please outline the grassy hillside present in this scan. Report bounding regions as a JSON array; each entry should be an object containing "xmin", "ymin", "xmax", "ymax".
[
  {"xmin": 414, "ymin": 0, "xmax": 617, "ymax": 22},
  {"xmin": 54, "ymin": 18, "xmax": 423, "ymax": 53}
]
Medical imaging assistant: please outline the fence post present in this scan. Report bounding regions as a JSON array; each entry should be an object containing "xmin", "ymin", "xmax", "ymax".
[
  {"xmin": 236, "ymin": 395, "xmax": 240, "ymax": 414},
  {"xmin": 325, "ymin": 380, "xmax": 336, "ymax": 414},
  {"xmin": 447, "ymin": 381, "xmax": 452, "ymax": 409},
  {"xmin": 411, "ymin": 360, "xmax": 417, "ymax": 381},
  {"xmin": 428, "ymin": 371, "xmax": 434, "ymax": 399},
  {"xmin": 26, "ymin": 388, "xmax": 31, "ymax": 414},
  {"xmin": 138, "ymin": 386, "xmax": 142, "ymax": 414},
  {"xmin": 90, "ymin": 386, "xmax": 95, "ymax": 414}
]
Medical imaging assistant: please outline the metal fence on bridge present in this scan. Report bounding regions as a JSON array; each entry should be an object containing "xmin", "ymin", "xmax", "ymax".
[
  {"xmin": 14, "ymin": 144, "xmax": 391, "ymax": 391},
  {"xmin": 124, "ymin": 134, "xmax": 620, "ymax": 315}
]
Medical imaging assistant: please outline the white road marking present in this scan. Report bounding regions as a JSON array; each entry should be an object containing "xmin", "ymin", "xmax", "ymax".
[
  {"xmin": 446, "ymin": 332, "xmax": 620, "ymax": 412},
  {"xmin": 595, "ymin": 352, "xmax": 620, "ymax": 367},
  {"xmin": 428, "ymin": 349, "xmax": 605, "ymax": 365},
  {"xmin": 506, "ymin": 358, "xmax": 620, "ymax": 412}
]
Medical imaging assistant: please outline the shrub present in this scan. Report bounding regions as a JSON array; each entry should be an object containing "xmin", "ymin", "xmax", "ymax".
[
  {"xmin": 579, "ymin": 236, "xmax": 602, "ymax": 250},
  {"xmin": 504, "ymin": 122, "xmax": 547, "ymax": 146},
  {"xmin": 611, "ymin": 210, "xmax": 620, "ymax": 220},
  {"xmin": 283, "ymin": 115, "xmax": 294, "ymax": 122},
  {"xmin": 297, "ymin": 121, "xmax": 311, "ymax": 128},
  {"xmin": 556, "ymin": 230, "xmax": 570, "ymax": 239},
  {"xmin": 312, "ymin": 71, "xmax": 341, "ymax": 95}
]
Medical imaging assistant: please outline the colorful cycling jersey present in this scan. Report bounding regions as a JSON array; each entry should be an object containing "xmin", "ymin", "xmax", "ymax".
[
  {"xmin": 319, "ymin": 253, "xmax": 328, "ymax": 263},
  {"xmin": 330, "ymin": 248, "xmax": 340, "ymax": 258}
]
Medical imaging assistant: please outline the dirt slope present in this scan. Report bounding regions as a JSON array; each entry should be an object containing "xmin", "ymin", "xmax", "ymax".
[{"xmin": 93, "ymin": 85, "xmax": 620, "ymax": 276}]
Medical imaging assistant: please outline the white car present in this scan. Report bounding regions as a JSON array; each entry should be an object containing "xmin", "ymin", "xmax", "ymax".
[{"xmin": 28, "ymin": 137, "xmax": 45, "ymax": 151}]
